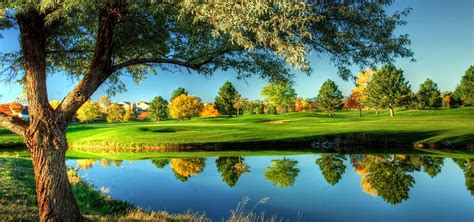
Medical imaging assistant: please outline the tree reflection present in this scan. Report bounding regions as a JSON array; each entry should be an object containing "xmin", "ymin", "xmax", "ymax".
[
  {"xmin": 152, "ymin": 159, "xmax": 170, "ymax": 169},
  {"xmin": 351, "ymin": 154, "xmax": 449, "ymax": 204},
  {"xmin": 76, "ymin": 159, "xmax": 96, "ymax": 170},
  {"xmin": 453, "ymin": 158, "xmax": 474, "ymax": 195},
  {"xmin": 112, "ymin": 160, "xmax": 123, "ymax": 167},
  {"xmin": 170, "ymin": 158, "xmax": 206, "ymax": 182},
  {"xmin": 264, "ymin": 158, "xmax": 299, "ymax": 188},
  {"xmin": 316, "ymin": 154, "xmax": 346, "ymax": 186},
  {"xmin": 216, "ymin": 156, "xmax": 250, "ymax": 187}
]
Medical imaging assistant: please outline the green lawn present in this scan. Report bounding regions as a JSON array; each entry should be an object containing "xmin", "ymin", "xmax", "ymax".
[{"xmin": 1, "ymin": 108, "xmax": 473, "ymax": 151}]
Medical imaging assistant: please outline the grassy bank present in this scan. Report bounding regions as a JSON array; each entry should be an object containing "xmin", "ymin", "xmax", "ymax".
[
  {"xmin": 1, "ymin": 108, "xmax": 473, "ymax": 151},
  {"xmin": 0, "ymin": 157, "xmax": 209, "ymax": 221}
]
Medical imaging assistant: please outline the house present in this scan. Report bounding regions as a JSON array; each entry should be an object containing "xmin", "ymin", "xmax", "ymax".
[
  {"xmin": 117, "ymin": 101, "xmax": 135, "ymax": 112},
  {"xmin": 135, "ymin": 101, "xmax": 149, "ymax": 114}
]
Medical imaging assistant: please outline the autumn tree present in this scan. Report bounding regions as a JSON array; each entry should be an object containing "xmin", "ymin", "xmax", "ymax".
[
  {"xmin": 316, "ymin": 79, "xmax": 343, "ymax": 116},
  {"xmin": 245, "ymin": 100, "xmax": 265, "ymax": 114},
  {"xmin": 136, "ymin": 112, "xmax": 149, "ymax": 121},
  {"xmin": 0, "ymin": 1, "xmax": 413, "ymax": 219},
  {"xmin": 76, "ymin": 100, "xmax": 102, "ymax": 123},
  {"xmin": 261, "ymin": 82, "xmax": 297, "ymax": 113},
  {"xmin": 455, "ymin": 66, "xmax": 474, "ymax": 106},
  {"xmin": 200, "ymin": 103, "xmax": 220, "ymax": 118},
  {"xmin": 415, "ymin": 79, "xmax": 442, "ymax": 109},
  {"xmin": 216, "ymin": 156, "xmax": 250, "ymax": 187},
  {"xmin": 215, "ymin": 81, "xmax": 238, "ymax": 117},
  {"xmin": 171, "ymin": 87, "xmax": 188, "ymax": 102},
  {"xmin": 233, "ymin": 95, "xmax": 248, "ymax": 117},
  {"xmin": 0, "ymin": 102, "xmax": 22, "ymax": 116},
  {"xmin": 170, "ymin": 158, "xmax": 206, "ymax": 182},
  {"xmin": 168, "ymin": 94, "xmax": 202, "ymax": 121},
  {"xmin": 122, "ymin": 107, "xmax": 135, "ymax": 122},
  {"xmin": 345, "ymin": 69, "xmax": 375, "ymax": 116},
  {"xmin": 263, "ymin": 158, "xmax": 300, "ymax": 188},
  {"xmin": 50, "ymin": 100, "xmax": 60, "ymax": 110},
  {"xmin": 316, "ymin": 154, "xmax": 346, "ymax": 186},
  {"xmin": 97, "ymin": 95, "xmax": 111, "ymax": 113},
  {"xmin": 149, "ymin": 96, "xmax": 168, "ymax": 122},
  {"xmin": 106, "ymin": 103, "xmax": 124, "ymax": 123},
  {"xmin": 364, "ymin": 65, "xmax": 411, "ymax": 117}
]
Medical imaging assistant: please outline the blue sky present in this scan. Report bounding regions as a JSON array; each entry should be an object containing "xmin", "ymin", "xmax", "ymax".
[{"xmin": 0, "ymin": 0, "xmax": 473, "ymax": 103}]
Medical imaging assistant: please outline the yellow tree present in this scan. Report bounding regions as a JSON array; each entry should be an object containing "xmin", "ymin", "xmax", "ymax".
[
  {"xmin": 50, "ymin": 100, "xmax": 60, "ymax": 110},
  {"xmin": 170, "ymin": 158, "xmax": 206, "ymax": 182},
  {"xmin": 200, "ymin": 103, "xmax": 220, "ymax": 118},
  {"xmin": 106, "ymin": 103, "xmax": 124, "ymax": 123},
  {"xmin": 349, "ymin": 69, "xmax": 375, "ymax": 116},
  {"xmin": 168, "ymin": 95, "xmax": 202, "ymax": 121},
  {"xmin": 76, "ymin": 100, "xmax": 102, "ymax": 123}
]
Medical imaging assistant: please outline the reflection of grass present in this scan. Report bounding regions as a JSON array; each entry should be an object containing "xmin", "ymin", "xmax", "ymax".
[
  {"xmin": 0, "ymin": 157, "xmax": 209, "ymax": 221},
  {"xmin": 0, "ymin": 108, "xmax": 473, "ymax": 150},
  {"xmin": 2, "ymin": 147, "xmax": 474, "ymax": 160}
]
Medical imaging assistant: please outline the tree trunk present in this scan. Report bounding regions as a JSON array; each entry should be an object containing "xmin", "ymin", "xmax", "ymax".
[
  {"xmin": 359, "ymin": 108, "xmax": 362, "ymax": 117},
  {"xmin": 26, "ymin": 124, "xmax": 83, "ymax": 221},
  {"xmin": 389, "ymin": 105, "xmax": 395, "ymax": 117},
  {"xmin": 375, "ymin": 109, "xmax": 379, "ymax": 116}
]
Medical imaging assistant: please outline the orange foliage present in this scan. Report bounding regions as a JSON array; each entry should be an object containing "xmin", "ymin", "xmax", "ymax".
[
  {"xmin": 170, "ymin": 158, "xmax": 205, "ymax": 179},
  {"xmin": 0, "ymin": 102, "xmax": 22, "ymax": 115},
  {"xmin": 344, "ymin": 91, "xmax": 361, "ymax": 109},
  {"xmin": 136, "ymin": 112, "xmax": 149, "ymax": 120},
  {"xmin": 294, "ymin": 98, "xmax": 304, "ymax": 112},
  {"xmin": 200, "ymin": 103, "xmax": 220, "ymax": 118}
]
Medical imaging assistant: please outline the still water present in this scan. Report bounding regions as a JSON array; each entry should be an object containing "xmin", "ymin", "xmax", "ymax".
[{"xmin": 66, "ymin": 154, "xmax": 474, "ymax": 221}]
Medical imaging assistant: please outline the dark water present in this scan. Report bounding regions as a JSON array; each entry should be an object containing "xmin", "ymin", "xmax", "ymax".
[{"xmin": 66, "ymin": 154, "xmax": 474, "ymax": 222}]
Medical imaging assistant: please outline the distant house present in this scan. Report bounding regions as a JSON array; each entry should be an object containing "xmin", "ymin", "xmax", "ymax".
[
  {"xmin": 135, "ymin": 101, "xmax": 149, "ymax": 114},
  {"xmin": 117, "ymin": 101, "xmax": 135, "ymax": 112}
]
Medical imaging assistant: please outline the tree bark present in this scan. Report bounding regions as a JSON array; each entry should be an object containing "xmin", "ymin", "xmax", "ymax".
[{"xmin": 26, "ymin": 124, "xmax": 83, "ymax": 222}]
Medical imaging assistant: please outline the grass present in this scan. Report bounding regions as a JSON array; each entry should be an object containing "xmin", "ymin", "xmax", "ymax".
[{"xmin": 0, "ymin": 108, "xmax": 473, "ymax": 152}]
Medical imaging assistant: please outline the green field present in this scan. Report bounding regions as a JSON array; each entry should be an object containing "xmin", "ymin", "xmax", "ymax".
[{"xmin": 1, "ymin": 108, "xmax": 473, "ymax": 151}]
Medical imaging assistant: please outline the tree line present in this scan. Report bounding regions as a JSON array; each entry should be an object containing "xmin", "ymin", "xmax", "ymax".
[{"xmin": 70, "ymin": 65, "xmax": 473, "ymax": 122}]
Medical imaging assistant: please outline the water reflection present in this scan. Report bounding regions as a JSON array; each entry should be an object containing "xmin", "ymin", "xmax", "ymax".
[
  {"xmin": 216, "ymin": 156, "xmax": 250, "ymax": 187},
  {"xmin": 170, "ymin": 158, "xmax": 206, "ymax": 182},
  {"xmin": 263, "ymin": 158, "xmax": 300, "ymax": 188},
  {"xmin": 70, "ymin": 154, "xmax": 474, "ymax": 207}
]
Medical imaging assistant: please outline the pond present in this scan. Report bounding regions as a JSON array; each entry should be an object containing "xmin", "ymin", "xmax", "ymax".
[{"xmin": 66, "ymin": 153, "xmax": 474, "ymax": 221}]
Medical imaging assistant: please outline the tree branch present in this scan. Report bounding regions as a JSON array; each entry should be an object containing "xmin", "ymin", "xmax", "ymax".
[
  {"xmin": 111, "ymin": 48, "xmax": 234, "ymax": 73},
  {"xmin": 56, "ymin": 6, "xmax": 121, "ymax": 122},
  {"xmin": 0, "ymin": 112, "xmax": 28, "ymax": 137}
]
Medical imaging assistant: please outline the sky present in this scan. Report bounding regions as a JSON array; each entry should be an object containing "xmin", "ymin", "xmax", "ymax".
[{"xmin": 0, "ymin": 0, "xmax": 473, "ymax": 104}]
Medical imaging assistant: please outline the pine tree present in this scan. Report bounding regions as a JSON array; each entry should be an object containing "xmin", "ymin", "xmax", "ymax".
[
  {"xmin": 416, "ymin": 79, "xmax": 442, "ymax": 109},
  {"xmin": 316, "ymin": 80, "xmax": 343, "ymax": 117},
  {"xmin": 149, "ymin": 96, "xmax": 169, "ymax": 122},
  {"xmin": 215, "ymin": 81, "xmax": 238, "ymax": 117}
]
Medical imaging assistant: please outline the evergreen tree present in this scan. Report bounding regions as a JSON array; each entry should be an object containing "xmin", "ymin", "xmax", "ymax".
[
  {"xmin": 364, "ymin": 65, "xmax": 411, "ymax": 117},
  {"xmin": 455, "ymin": 66, "xmax": 474, "ymax": 106},
  {"xmin": 416, "ymin": 79, "xmax": 442, "ymax": 109},
  {"xmin": 316, "ymin": 79, "xmax": 343, "ymax": 116},
  {"xmin": 215, "ymin": 81, "xmax": 238, "ymax": 117},
  {"xmin": 170, "ymin": 87, "xmax": 188, "ymax": 102},
  {"xmin": 149, "ymin": 96, "xmax": 169, "ymax": 122}
]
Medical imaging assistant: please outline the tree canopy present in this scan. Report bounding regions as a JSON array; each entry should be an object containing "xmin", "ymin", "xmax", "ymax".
[
  {"xmin": 416, "ymin": 79, "xmax": 442, "ymax": 109},
  {"xmin": 263, "ymin": 158, "xmax": 300, "ymax": 188},
  {"xmin": 364, "ymin": 65, "xmax": 411, "ymax": 117},
  {"xmin": 316, "ymin": 79, "xmax": 343, "ymax": 116},
  {"xmin": 261, "ymin": 82, "xmax": 297, "ymax": 113},
  {"xmin": 149, "ymin": 96, "xmax": 169, "ymax": 121},
  {"xmin": 455, "ymin": 66, "xmax": 474, "ymax": 106},
  {"xmin": 215, "ymin": 81, "xmax": 238, "ymax": 117},
  {"xmin": 171, "ymin": 87, "xmax": 188, "ymax": 102}
]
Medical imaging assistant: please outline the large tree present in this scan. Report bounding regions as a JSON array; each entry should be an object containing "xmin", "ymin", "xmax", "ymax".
[
  {"xmin": 455, "ymin": 66, "xmax": 474, "ymax": 106},
  {"xmin": 415, "ymin": 79, "xmax": 442, "ymax": 109},
  {"xmin": 316, "ymin": 79, "xmax": 343, "ymax": 116},
  {"xmin": 364, "ymin": 65, "xmax": 411, "ymax": 117},
  {"xmin": 215, "ymin": 81, "xmax": 238, "ymax": 117},
  {"xmin": 170, "ymin": 87, "xmax": 188, "ymax": 102},
  {"xmin": 261, "ymin": 82, "xmax": 297, "ymax": 113},
  {"xmin": 149, "ymin": 96, "xmax": 168, "ymax": 122},
  {"xmin": 0, "ymin": 1, "xmax": 412, "ymax": 220}
]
